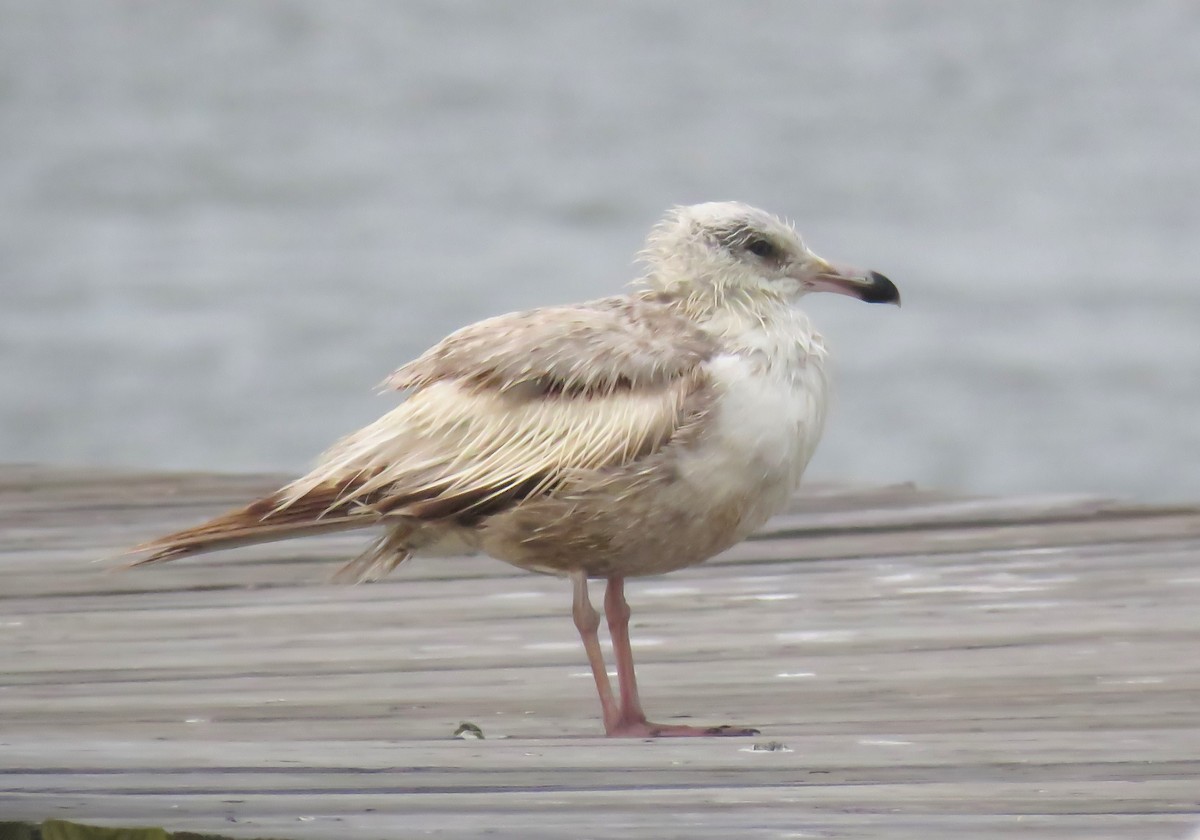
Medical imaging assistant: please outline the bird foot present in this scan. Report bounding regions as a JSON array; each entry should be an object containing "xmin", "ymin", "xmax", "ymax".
[{"xmin": 605, "ymin": 719, "xmax": 761, "ymax": 738}]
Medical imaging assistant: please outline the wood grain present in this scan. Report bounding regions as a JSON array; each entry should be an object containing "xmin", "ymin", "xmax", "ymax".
[{"xmin": 1, "ymin": 466, "xmax": 1198, "ymax": 839}]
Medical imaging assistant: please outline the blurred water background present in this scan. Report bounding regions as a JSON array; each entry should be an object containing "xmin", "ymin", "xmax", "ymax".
[{"xmin": 2, "ymin": 1, "xmax": 1198, "ymax": 502}]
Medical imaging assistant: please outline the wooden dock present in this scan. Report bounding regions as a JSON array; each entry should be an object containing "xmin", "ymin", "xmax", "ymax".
[{"xmin": 1, "ymin": 465, "xmax": 1198, "ymax": 839}]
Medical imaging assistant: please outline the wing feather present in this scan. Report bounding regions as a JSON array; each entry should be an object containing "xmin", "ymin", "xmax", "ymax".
[
  {"xmin": 280, "ymin": 297, "xmax": 717, "ymax": 522},
  {"xmin": 384, "ymin": 295, "xmax": 713, "ymax": 393}
]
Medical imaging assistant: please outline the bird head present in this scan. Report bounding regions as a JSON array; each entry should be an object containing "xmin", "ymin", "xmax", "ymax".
[{"xmin": 638, "ymin": 201, "xmax": 899, "ymax": 307}]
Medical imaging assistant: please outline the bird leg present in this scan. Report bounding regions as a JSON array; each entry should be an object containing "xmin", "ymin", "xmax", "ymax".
[
  {"xmin": 599, "ymin": 575, "xmax": 760, "ymax": 738},
  {"xmin": 570, "ymin": 570, "xmax": 620, "ymax": 733},
  {"xmin": 602, "ymin": 575, "xmax": 647, "ymax": 725}
]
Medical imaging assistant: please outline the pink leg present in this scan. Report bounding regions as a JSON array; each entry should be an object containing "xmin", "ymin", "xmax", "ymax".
[
  {"xmin": 570, "ymin": 570, "xmax": 619, "ymax": 733},
  {"xmin": 600, "ymin": 576, "xmax": 760, "ymax": 738}
]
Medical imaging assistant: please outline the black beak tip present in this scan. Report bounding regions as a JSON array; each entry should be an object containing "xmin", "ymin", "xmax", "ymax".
[{"xmin": 862, "ymin": 271, "xmax": 901, "ymax": 306}]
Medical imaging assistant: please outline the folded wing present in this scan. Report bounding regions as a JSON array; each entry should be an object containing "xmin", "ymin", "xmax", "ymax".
[{"xmin": 281, "ymin": 296, "xmax": 718, "ymax": 522}]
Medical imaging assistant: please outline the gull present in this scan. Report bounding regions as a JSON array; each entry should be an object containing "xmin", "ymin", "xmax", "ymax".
[{"xmin": 127, "ymin": 202, "xmax": 899, "ymax": 737}]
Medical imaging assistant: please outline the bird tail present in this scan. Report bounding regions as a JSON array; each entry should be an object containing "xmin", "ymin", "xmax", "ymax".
[{"xmin": 124, "ymin": 482, "xmax": 380, "ymax": 568}]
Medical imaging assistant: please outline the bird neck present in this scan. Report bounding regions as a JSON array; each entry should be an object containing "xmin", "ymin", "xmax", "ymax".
[{"xmin": 639, "ymin": 286, "xmax": 823, "ymax": 360}]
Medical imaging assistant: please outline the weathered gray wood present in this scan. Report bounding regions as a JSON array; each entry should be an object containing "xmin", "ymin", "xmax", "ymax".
[{"xmin": 1, "ymin": 466, "xmax": 1198, "ymax": 839}]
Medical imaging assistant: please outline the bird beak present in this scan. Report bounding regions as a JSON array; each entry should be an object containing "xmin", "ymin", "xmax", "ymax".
[{"xmin": 803, "ymin": 258, "xmax": 901, "ymax": 306}]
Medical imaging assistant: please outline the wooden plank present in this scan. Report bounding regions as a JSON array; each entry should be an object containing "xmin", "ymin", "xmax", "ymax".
[{"xmin": 1, "ymin": 466, "xmax": 1198, "ymax": 839}]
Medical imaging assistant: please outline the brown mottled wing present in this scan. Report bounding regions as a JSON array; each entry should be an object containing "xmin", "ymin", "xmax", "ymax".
[
  {"xmin": 385, "ymin": 295, "xmax": 714, "ymax": 393},
  {"xmin": 281, "ymin": 296, "xmax": 719, "ymax": 520},
  {"xmin": 126, "ymin": 296, "xmax": 717, "ymax": 570}
]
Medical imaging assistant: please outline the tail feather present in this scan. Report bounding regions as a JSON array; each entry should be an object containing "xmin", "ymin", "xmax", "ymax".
[
  {"xmin": 330, "ymin": 527, "xmax": 414, "ymax": 584},
  {"xmin": 125, "ymin": 484, "xmax": 383, "ymax": 568}
]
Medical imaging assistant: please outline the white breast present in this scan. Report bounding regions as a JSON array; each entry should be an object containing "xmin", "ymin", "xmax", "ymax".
[{"xmin": 676, "ymin": 311, "xmax": 830, "ymax": 537}]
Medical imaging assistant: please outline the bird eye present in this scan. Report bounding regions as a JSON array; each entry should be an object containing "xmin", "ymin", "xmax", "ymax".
[{"xmin": 744, "ymin": 238, "xmax": 777, "ymax": 259}]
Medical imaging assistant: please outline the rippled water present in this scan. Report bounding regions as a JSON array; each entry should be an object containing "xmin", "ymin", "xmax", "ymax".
[{"xmin": 3, "ymin": 1, "xmax": 1198, "ymax": 501}]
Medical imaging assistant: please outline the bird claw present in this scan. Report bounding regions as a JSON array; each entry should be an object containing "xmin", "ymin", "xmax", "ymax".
[{"xmin": 702, "ymin": 724, "xmax": 762, "ymax": 737}]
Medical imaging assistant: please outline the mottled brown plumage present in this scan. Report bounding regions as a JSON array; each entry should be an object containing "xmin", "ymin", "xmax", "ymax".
[{"xmin": 126, "ymin": 201, "xmax": 899, "ymax": 737}]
